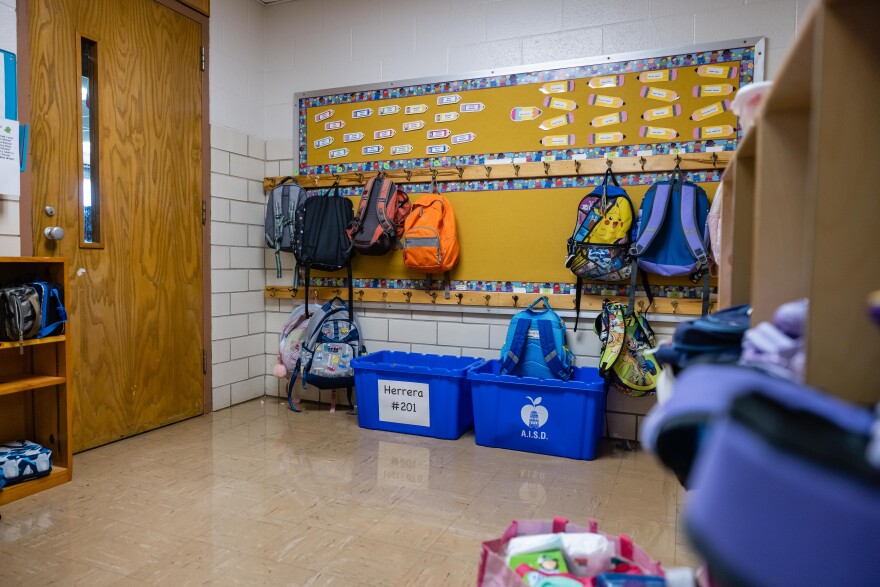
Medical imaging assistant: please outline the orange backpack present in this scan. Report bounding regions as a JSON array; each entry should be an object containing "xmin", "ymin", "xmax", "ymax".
[{"xmin": 402, "ymin": 183, "xmax": 460, "ymax": 295}]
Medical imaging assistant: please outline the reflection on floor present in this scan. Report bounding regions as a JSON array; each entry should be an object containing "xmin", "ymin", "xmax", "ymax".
[{"xmin": 0, "ymin": 397, "xmax": 696, "ymax": 586}]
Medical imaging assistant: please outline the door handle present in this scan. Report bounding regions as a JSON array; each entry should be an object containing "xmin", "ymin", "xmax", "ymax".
[{"xmin": 44, "ymin": 226, "xmax": 65, "ymax": 241}]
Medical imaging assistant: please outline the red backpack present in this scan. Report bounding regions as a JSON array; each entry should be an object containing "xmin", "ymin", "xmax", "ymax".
[{"xmin": 348, "ymin": 175, "xmax": 411, "ymax": 256}]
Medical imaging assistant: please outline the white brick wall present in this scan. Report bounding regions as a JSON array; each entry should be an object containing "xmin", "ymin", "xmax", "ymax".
[
  {"xmin": 210, "ymin": 123, "xmax": 267, "ymax": 410},
  {"xmin": 262, "ymin": 0, "xmax": 821, "ymax": 146}
]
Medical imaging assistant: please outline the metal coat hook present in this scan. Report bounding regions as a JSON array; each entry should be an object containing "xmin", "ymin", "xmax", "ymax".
[
  {"xmin": 513, "ymin": 164, "xmax": 521, "ymax": 177},
  {"xmin": 543, "ymin": 161, "xmax": 551, "ymax": 175},
  {"xmin": 484, "ymin": 294, "xmax": 491, "ymax": 306},
  {"xmin": 456, "ymin": 293, "xmax": 464, "ymax": 305},
  {"xmin": 637, "ymin": 300, "xmax": 646, "ymax": 313},
  {"xmin": 671, "ymin": 299, "xmax": 679, "ymax": 314},
  {"xmin": 512, "ymin": 295, "xmax": 519, "ymax": 308},
  {"xmin": 332, "ymin": 289, "xmax": 341, "ymax": 296},
  {"xmin": 312, "ymin": 290, "xmax": 319, "ymax": 300},
  {"xmin": 429, "ymin": 292, "xmax": 438, "ymax": 304},
  {"xmin": 431, "ymin": 168, "xmax": 438, "ymax": 181},
  {"xmin": 267, "ymin": 287, "xmax": 277, "ymax": 298},
  {"xmin": 382, "ymin": 291, "xmax": 388, "ymax": 302},
  {"xmin": 574, "ymin": 160, "xmax": 581, "ymax": 175},
  {"xmin": 639, "ymin": 156, "xmax": 647, "ymax": 171},
  {"xmin": 606, "ymin": 158, "xmax": 614, "ymax": 169},
  {"xmin": 710, "ymin": 153, "xmax": 719, "ymax": 168},
  {"xmin": 356, "ymin": 173, "xmax": 364, "ymax": 183},
  {"xmin": 404, "ymin": 291, "xmax": 412, "ymax": 303},
  {"xmin": 357, "ymin": 290, "xmax": 365, "ymax": 302},
  {"xmin": 405, "ymin": 169, "xmax": 412, "ymax": 181},
  {"xmin": 456, "ymin": 166, "xmax": 464, "ymax": 179},
  {"xmin": 674, "ymin": 154, "xmax": 682, "ymax": 167},
  {"xmin": 313, "ymin": 176, "xmax": 319, "ymax": 186},
  {"xmin": 484, "ymin": 165, "xmax": 492, "ymax": 178}
]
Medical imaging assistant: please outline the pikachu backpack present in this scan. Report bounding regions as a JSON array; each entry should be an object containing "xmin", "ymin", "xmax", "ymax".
[{"xmin": 566, "ymin": 168, "xmax": 636, "ymax": 330}]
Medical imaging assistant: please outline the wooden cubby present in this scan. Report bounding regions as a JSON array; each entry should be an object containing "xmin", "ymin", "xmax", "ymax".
[
  {"xmin": 720, "ymin": 0, "xmax": 880, "ymax": 404},
  {"xmin": 0, "ymin": 257, "xmax": 72, "ymax": 506}
]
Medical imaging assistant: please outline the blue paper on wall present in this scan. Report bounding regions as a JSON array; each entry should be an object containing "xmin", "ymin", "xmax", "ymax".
[{"xmin": 1, "ymin": 49, "xmax": 17, "ymax": 120}]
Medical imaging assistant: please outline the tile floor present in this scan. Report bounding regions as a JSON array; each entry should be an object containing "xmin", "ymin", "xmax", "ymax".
[{"xmin": 0, "ymin": 398, "xmax": 696, "ymax": 586}]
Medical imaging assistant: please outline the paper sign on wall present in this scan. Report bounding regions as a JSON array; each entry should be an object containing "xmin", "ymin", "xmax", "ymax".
[
  {"xmin": 0, "ymin": 119, "xmax": 20, "ymax": 196},
  {"xmin": 378, "ymin": 379, "xmax": 430, "ymax": 427}
]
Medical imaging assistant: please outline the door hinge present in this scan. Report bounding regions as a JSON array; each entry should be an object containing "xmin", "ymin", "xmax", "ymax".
[
  {"xmin": 202, "ymin": 350, "xmax": 207, "ymax": 374},
  {"xmin": 200, "ymin": 46, "xmax": 206, "ymax": 72},
  {"xmin": 201, "ymin": 200, "xmax": 206, "ymax": 225}
]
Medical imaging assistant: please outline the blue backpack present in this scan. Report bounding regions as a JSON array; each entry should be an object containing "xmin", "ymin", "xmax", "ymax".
[
  {"xmin": 499, "ymin": 297, "xmax": 573, "ymax": 380},
  {"xmin": 630, "ymin": 167, "xmax": 711, "ymax": 314}
]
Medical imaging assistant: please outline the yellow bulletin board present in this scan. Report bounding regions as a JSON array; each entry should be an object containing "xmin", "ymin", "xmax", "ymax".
[
  {"xmin": 305, "ymin": 65, "xmax": 740, "ymax": 169},
  {"xmin": 291, "ymin": 39, "xmax": 765, "ymax": 302}
]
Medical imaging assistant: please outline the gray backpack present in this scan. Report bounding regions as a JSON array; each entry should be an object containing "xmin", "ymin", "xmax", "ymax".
[{"xmin": 265, "ymin": 177, "xmax": 307, "ymax": 279}]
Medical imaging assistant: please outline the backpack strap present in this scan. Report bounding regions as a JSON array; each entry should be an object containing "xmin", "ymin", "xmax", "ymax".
[
  {"xmin": 680, "ymin": 183, "xmax": 710, "ymax": 269},
  {"xmin": 500, "ymin": 319, "xmax": 531, "ymax": 375},
  {"xmin": 443, "ymin": 270, "xmax": 451, "ymax": 299},
  {"xmin": 375, "ymin": 179, "xmax": 397, "ymax": 239},
  {"xmin": 304, "ymin": 265, "xmax": 311, "ymax": 318},
  {"xmin": 273, "ymin": 185, "xmax": 286, "ymax": 279},
  {"xmin": 286, "ymin": 360, "xmax": 303, "ymax": 412},
  {"xmin": 574, "ymin": 276, "xmax": 584, "ymax": 332},
  {"xmin": 680, "ymin": 182, "xmax": 712, "ymax": 316},
  {"xmin": 630, "ymin": 182, "xmax": 673, "ymax": 258},
  {"xmin": 536, "ymin": 320, "xmax": 571, "ymax": 381},
  {"xmin": 598, "ymin": 303, "xmax": 626, "ymax": 378},
  {"xmin": 349, "ymin": 176, "xmax": 378, "ymax": 237}
]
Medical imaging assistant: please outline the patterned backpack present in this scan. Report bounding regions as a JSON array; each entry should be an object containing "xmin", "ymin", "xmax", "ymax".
[
  {"xmin": 348, "ymin": 174, "xmax": 411, "ymax": 256},
  {"xmin": 594, "ymin": 299, "xmax": 661, "ymax": 397},
  {"xmin": 566, "ymin": 169, "xmax": 635, "ymax": 330},
  {"xmin": 287, "ymin": 297, "xmax": 366, "ymax": 413}
]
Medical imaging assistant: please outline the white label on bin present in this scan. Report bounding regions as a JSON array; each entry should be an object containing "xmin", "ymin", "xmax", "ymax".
[{"xmin": 378, "ymin": 379, "xmax": 431, "ymax": 427}]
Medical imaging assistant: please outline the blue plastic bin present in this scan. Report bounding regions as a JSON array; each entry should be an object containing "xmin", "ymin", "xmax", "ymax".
[
  {"xmin": 352, "ymin": 351, "xmax": 485, "ymax": 440},
  {"xmin": 467, "ymin": 360, "xmax": 606, "ymax": 460}
]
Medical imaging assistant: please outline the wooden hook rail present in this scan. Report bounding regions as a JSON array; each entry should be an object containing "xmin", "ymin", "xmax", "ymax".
[
  {"xmin": 264, "ymin": 152, "xmax": 730, "ymax": 191},
  {"xmin": 264, "ymin": 286, "xmax": 709, "ymax": 316}
]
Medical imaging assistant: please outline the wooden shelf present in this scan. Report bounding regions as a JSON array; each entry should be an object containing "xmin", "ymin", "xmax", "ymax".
[
  {"xmin": 0, "ymin": 467, "xmax": 70, "ymax": 506},
  {"xmin": 0, "ymin": 335, "xmax": 65, "ymax": 351},
  {"xmin": 0, "ymin": 257, "xmax": 71, "ymax": 505},
  {"xmin": 722, "ymin": 0, "xmax": 880, "ymax": 404},
  {"xmin": 0, "ymin": 375, "xmax": 66, "ymax": 397}
]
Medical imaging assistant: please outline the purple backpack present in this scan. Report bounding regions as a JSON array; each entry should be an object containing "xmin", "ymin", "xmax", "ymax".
[{"xmin": 642, "ymin": 365, "xmax": 880, "ymax": 586}]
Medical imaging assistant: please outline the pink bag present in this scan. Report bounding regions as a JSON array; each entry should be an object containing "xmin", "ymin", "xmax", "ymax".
[{"xmin": 478, "ymin": 517, "xmax": 665, "ymax": 586}]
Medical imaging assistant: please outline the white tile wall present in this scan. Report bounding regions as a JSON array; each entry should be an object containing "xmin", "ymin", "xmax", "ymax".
[{"xmin": 210, "ymin": 123, "xmax": 268, "ymax": 410}]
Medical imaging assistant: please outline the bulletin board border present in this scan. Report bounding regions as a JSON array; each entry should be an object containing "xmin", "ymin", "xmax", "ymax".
[
  {"xmin": 296, "ymin": 37, "xmax": 765, "ymax": 176},
  {"xmin": 324, "ymin": 169, "xmax": 723, "ymax": 197}
]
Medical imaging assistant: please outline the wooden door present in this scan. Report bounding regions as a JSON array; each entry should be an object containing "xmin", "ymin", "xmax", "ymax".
[{"xmin": 29, "ymin": 0, "xmax": 205, "ymax": 451}]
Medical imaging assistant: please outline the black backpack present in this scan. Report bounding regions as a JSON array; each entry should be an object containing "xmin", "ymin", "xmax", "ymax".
[
  {"xmin": 264, "ymin": 177, "xmax": 306, "ymax": 279},
  {"xmin": 293, "ymin": 184, "xmax": 355, "ymax": 315}
]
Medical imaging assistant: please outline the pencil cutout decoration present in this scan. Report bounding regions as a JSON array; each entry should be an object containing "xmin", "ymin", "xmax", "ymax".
[{"xmin": 587, "ymin": 94, "xmax": 625, "ymax": 108}]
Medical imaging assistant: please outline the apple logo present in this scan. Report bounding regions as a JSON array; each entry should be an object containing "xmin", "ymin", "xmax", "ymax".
[{"xmin": 521, "ymin": 396, "xmax": 549, "ymax": 429}]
